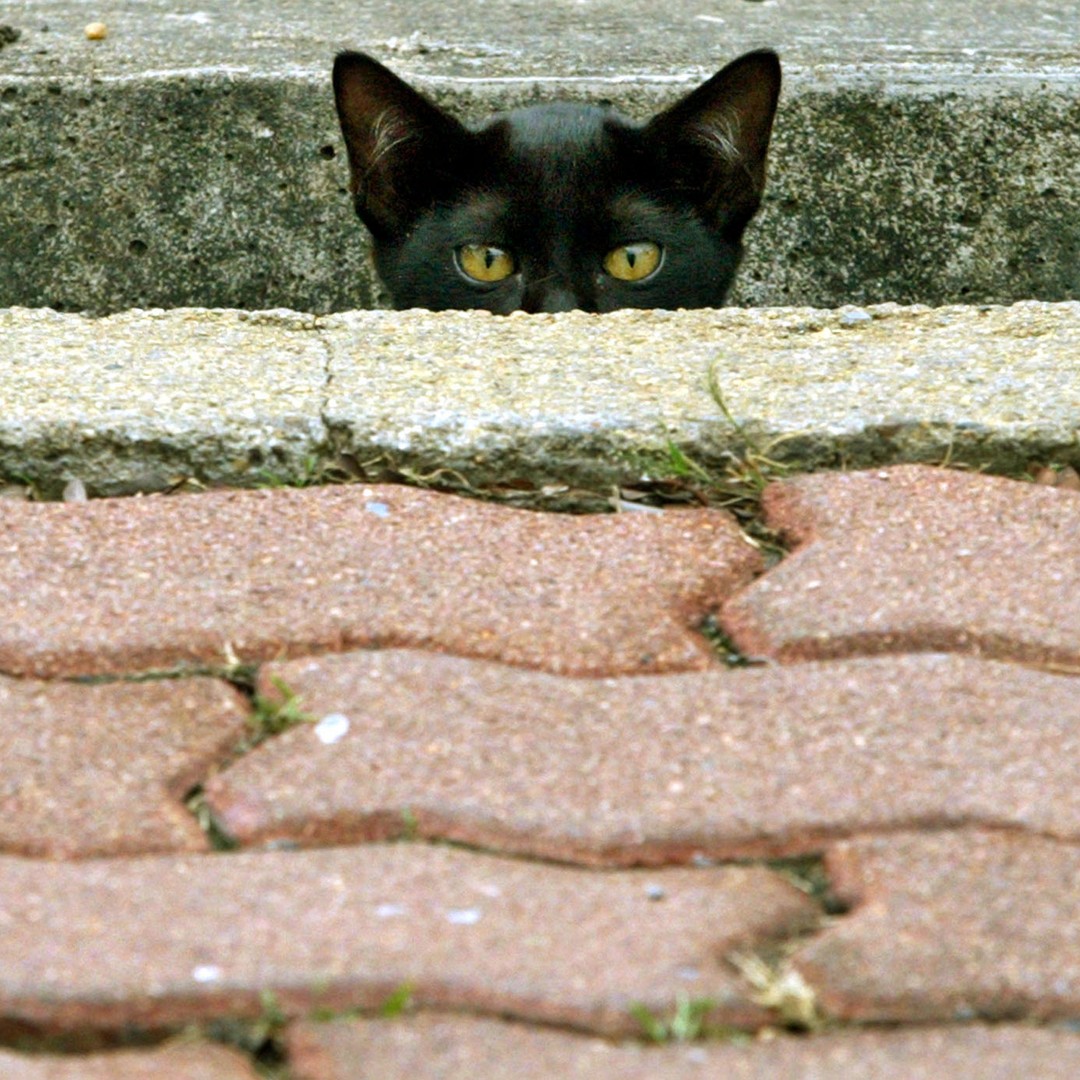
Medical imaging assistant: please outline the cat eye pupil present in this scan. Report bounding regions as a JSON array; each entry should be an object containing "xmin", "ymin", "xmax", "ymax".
[
  {"xmin": 603, "ymin": 241, "xmax": 662, "ymax": 283},
  {"xmin": 456, "ymin": 244, "xmax": 515, "ymax": 284}
]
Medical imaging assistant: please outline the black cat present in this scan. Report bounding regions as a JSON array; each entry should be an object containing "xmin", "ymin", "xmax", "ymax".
[{"xmin": 333, "ymin": 50, "xmax": 781, "ymax": 313}]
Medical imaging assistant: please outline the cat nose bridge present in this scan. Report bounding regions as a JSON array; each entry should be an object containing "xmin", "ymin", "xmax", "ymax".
[
  {"xmin": 534, "ymin": 284, "xmax": 579, "ymax": 313},
  {"xmin": 522, "ymin": 272, "xmax": 589, "ymax": 313}
]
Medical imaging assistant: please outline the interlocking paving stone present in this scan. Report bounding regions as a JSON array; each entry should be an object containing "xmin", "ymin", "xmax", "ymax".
[
  {"xmin": 0, "ymin": 846, "xmax": 817, "ymax": 1036},
  {"xmin": 0, "ymin": 1042, "xmax": 258, "ymax": 1079},
  {"xmin": 286, "ymin": 1015, "xmax": 1080, "ymax": 1080},
  {"xmin": 794, "ymin": 831, "xmax": 1080, "ymax": 1022},
  {"xmin": 204, "ymin": 651, "xmax": 1080, "ymax": 864},
  {"xmin": 0, "ymin": 485, "xmax": 756, "ymax": 679},
  {"xmin": 0, "ymin": 675, "xmax": 248, "ymax": 858},
  {"xmin": 722, "ymin": 465, "xmax": 1080, "ymax": 667}
]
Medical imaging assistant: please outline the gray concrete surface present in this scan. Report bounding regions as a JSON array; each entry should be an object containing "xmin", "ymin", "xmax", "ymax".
[
  {"xmin": 1, "ymin": 1, "xmax": 1078, "ymax": 314},
  {"xmin": 2, "ymin": 302, "xmax": 1076, "ymax": 500},
  {"xmin": 0, "ymin": 307, "xmax": 327, "ymax": 494}
]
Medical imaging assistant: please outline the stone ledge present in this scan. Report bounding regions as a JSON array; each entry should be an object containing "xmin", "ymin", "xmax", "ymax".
[{"xmin": 1, "ymin": 303, "xmax": 1076, "ymax": 498}]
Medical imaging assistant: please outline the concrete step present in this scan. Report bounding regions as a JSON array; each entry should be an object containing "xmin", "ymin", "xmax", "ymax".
[
  {"xmin": 1, "ymin": 0, "xmax": 1079, "ymax": 314},
  {"xmin": 2, "ymin": 302, "xmax": 1077, "ymax": 498}
]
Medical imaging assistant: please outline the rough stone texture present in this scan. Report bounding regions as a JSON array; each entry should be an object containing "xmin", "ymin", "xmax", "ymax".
[
  {"xmin": 723, "ymin": 465, "xmax": 1080, "ymax": 668},
  {"xmin": 2, "ymin": 304, "xmax": 1078, "ymax": 497},
  {"xmin": 205, "ymin": 650, "xmax": 1080, "ymax": 864},
  {"xmin": 322, "ymin": 302, "xmax": 1080, "ymax": 490},
  {"xmin": 7, "ymin": 0, "xmax": 1076, "ymax": 80},
  {"xmin": 0, "ymin": 1042, "xmax": 258, "ymax": 1079},
  {"xmin": 0, "ymin": 846, "xmax": 817, "ymax": 1036},
  {"xmin": 1, "ymin": 2, "xmax": 1078, "ymax": 312},
  {"xmin": 286, "ymin": 1016, "xmax": 1080, "ymax": 1080},
  {"xmin": 795, "ymin": 831, "xmax": 1080, "ymax": 1022},
  {"xmin": 0, "ymin": 675, "xmax": 247, "ymax": 858},
  {"xmin": 0, "ymin": 307, "xmax": 328, "ymax": 496},
  {"xmin": 0, "ymin": 483, "xmax": 754, "ymax": 678}
]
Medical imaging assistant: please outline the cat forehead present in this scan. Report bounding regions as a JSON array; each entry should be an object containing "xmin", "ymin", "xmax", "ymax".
[{"xmin": 484, "ymin": 102, "xmax": 630, "ymax": 156}]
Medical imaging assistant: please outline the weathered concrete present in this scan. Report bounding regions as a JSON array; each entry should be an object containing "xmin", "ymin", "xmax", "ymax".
[
  {"xmin": 0, "ymin": 307, "xmax": 327, "ymax": 493},
  {"xmin": 1, "ymin": 303, "xmax": 1077, "ymax": 497},
  {"xmin": 1, "ymin": 1, "xmax": 1078, "ymax": 313}
]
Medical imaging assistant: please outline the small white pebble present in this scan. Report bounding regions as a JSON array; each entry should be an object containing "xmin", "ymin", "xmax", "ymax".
[
  {"xmin": 163, "ymin": 12, "xmax": 214, "ymax": 25},
  {"xmin": 192, "ymin": 964, "xmax": 221, "ymax": 983},
  {"xmin": 446, "ymin": 908, "xmax": 481, "ymax": 925},
  {"xmin": 365, "ymin": 500, "xmax": 390, "ymax": 518},
  {"xmin": 645, "ymin": 883, "xmax": 666, "ymax": 901},
  {"xmin": 839, "ymin": 308, "xmax": 872, "ymax": 327},
  {"xmin": 62, "ymin": 478, "xmax": 88, "ymax": 502},
  {"xmin": 314, "ymin": 713, "xmax": 350, "ymax": 744},
  {"xmin": 84, "ymin": 22, "xmax": 108, "ymax": 40},
  {"xmin": 616, "ymin": 499, "xmax": 662, "ymax": 513},
  {"xmin": 375, "ymin": 903, "xmax": 406, "ymax": 918}
]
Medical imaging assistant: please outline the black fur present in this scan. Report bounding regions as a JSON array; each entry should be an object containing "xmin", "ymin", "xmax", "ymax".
[{"xmin": 333, "ymin": 50, "xmax": 781, "ymax": 312}]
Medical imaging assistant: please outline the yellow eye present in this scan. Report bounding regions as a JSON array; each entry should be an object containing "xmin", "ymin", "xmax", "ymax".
[
  {"xmin": 603, "ymin": 241, "xmax": 662, "ymax": 282},
  {"xmin": 456, "ymin": 244, "xmax": 515, "ymax": 283}
]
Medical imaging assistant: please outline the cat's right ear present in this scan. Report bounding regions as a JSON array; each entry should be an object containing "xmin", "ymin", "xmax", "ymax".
[
  {"xmin": 645, "ymin": 50, "xmax": 782, "ymax": 238},
  {"xmin": 333, "ymin": 52, "xmax": 470, "ymax": 239}
]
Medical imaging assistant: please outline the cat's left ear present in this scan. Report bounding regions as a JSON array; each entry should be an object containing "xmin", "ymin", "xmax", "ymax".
[
  {"xmin": 645, "ymin": 50, "xmax": 781, "ymax": 237},
  {"xmin": 333, "ymin": 51, "xmax": 472, "ymax": 239}
]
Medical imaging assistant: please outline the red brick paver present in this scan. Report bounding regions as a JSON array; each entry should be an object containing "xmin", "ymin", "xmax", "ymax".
[
  {"xmin": 0, "ymin": 485, "xmax": 758, "ymax": 678},
  {"xmin": 0, "ymin": 1042, "xmax": 258, "ymax": 1079},
  {"xmin": 722, "ymin": 465, "xmax": 1080, "ymax": 666},
  {"xmin": 286, "ymin": 1016, "xmax": 1080, "ymax": 1080},
  {"xmin": 0, "ymin": 846, "xmax": 817, "ymax": 1037},
  {"xmin": 0, "ymin": 676, "xmax": 248, "ymax": 858},
  {"xmin": 2, "ymin": 462, "xmax": 1077, "ymax": 1066},
  {"xmin": 204, "ymin": 650, "xmax": 1080, "ymax": 863},
  {"xmin": 795, "ymin": 831, "xmax": 1080, "ymax": 1022}
]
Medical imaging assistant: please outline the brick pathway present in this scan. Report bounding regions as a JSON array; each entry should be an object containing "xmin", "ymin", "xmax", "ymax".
[{"xmin": 1, "ymin": 464, "xmax": 1078, "ymax": 1075}]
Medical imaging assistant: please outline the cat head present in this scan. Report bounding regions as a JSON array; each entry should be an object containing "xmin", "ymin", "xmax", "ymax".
[{"xmin": 333, "ymin": 50, "xmax": 781, "ymax": 312}]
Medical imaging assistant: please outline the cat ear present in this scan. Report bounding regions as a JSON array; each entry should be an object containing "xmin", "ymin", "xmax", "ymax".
[
  {"xmin": 645, "ymin": 50, "xmax": 781, "ymax": 237},
  {"xmin": 333, "ymin": 51, "xmax": 471, "ymax": 238}
]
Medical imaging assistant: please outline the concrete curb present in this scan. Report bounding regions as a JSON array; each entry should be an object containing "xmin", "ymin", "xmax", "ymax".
[{"xmin": 3, "ymin": 302, "xmax": 1076, "ymax": 500}]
